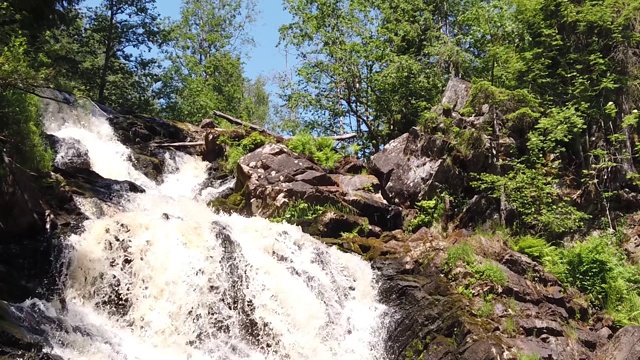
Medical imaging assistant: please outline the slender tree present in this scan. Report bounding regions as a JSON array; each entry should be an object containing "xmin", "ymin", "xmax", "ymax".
[
  {"xmin": 159, "ymin": 0, "xmax": 262, "ymax": 124},
  {"xmin": 84, "ymin": 0, "xmax": 161, "ymax": 104}
]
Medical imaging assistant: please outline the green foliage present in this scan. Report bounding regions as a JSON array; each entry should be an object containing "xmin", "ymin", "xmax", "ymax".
[
  {"xmin": 406, "ymin": 197, "xmax": 445, "ymax": 233},
  {"xmin": 271, "ymin": 200, "xmax": 327, "ymax": 224},
  {"xmin": 83, "ymin": 0, "xmax": 162, "ymax": 105},
  {"xmin": 517, "ymin": 353, "xmax": 540, "ymax": 360},
  {"xmin": 159, "ymin": 0, "xmax": 260, "ymax": 123},
  {"xmin": 444, "ymin": 243, "xmax": 507, "ymax": 289},
  {"xmin": 528, "ymin": 106, "xmax": 586, "ymax": 156},
  {"xmin": 287, "ymin": 133, "xmax": 343, "ymax": 169},
  {"xmin": 280, "ymin": 0, "xmax": 450, "ymax": 153},
  {"xmin": 511, "ymin": 232, "xmax": 640, "ymax": 325},
  {"xmin": 0, "ymin": 37, "xmax": 48, "ymax": 87},
  {"xmin": 504, "ymin": 316, "xmax": 518, "ymax": 337},
  {"xmin": 474, "ymin": 162, "xmax": 589, "ymax": 236},
  {"xmin": 444, "ymin": 243, "xmax": 476, "ymax": 271},
  {"xmin": 476, "ymin": 297, "xmax": 495, "ymax": 318},
  {"xmin": 550, "ymin": 235, "xmax": 640, "ymax": 307},
  {"xmin": 467, "ymin": 81, "xmax": 539, "ymax": 117},
  {"xmin": 474, "ymin": 261, "xmax": 508, "ymax": 286},
  {"xmin": 513, "ymin": 236, "xmax": 553, "ymax": 262},
  {"xmin": 272, "ymin": 199, "xmax": 356, "ymax": 224},
  {"xmin": 222, "ymin": 131, "xmax": 269, "ymax": 173},
  {"xmin": 0, "ymin": 89, "xmax": 53, "ymax": 172},
  {"xmin": 340, "ymin": 218, "xmax": 370, "ymax": 239}
]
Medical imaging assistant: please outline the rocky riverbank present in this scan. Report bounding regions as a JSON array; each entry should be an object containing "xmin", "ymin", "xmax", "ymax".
[{"xmin": 2, "ymin": 87, "xmax": 640, "ymax": 359}]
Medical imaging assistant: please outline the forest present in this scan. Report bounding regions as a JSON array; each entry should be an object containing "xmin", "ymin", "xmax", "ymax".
[{"xmin": 2, "ymin": 0, "xmax": 640, "ymax": 327}]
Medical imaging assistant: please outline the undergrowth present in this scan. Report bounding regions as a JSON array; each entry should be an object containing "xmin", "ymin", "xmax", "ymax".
[
  {"xmin": 0, "ymin": 88, "xmax": 53, "ymax": 173},
  {"xmin": 271, "ymin": 199, "xmax": 355, "ymax": 224},
  {"xmin": 513, "ymin": 233, "xmax": 640, "ymax": 325},
  {"xmin": 287, "ymin": 133, "xmax": 342, "ymax": 169},
  {"xmin": 444, "ymin": 243, "xmax": 507, "ymax": 288},
  {"xmin": 220, "ymin": 131, "xmax": 270, "ymax": 173}
]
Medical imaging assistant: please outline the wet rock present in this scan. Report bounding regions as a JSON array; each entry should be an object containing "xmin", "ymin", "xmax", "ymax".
[
  {"xmin": 130, "ymin": 151, "xmax": 164, "ymax": 182},
  {"xmin": 53, "ymin": 166, "xmax": 145, "ymax": 202},
  {"xmin": 107, "ymin": 114, "xmax": 199, "ymax": 150},
  {"xmin": 0, "ymin": 154, "xmax": 47, "ymax": 237},
  {"xmin": 0, "ymin": 302, "xmax": 63, "ymax": 360},
  {"xmin": 0, "ymin": 151, "xmax": 86, "ymax": 304},
  {"xmin": 106, "ymin": 114, "xmax": 203, "ymax": 179},
  {"xmin": 46, "ymin": 134, "xmax": 91, "ymax": 169},
  {"xmin": 300, "ymin": 210, "xmax": 379, "ymax": 238}
]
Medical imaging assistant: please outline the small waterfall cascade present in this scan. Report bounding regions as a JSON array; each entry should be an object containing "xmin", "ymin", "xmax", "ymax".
[{"xmin": 11, "ymin": 97, "xmax": 388, "ymax": 360}]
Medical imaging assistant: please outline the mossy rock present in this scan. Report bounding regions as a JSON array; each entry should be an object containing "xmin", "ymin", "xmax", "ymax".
[
  {"xmin": 131, "ymin": 151, "xmax": 163, "ymax": 182},
  {"xmin": 339, "ymin": 236, "xmax": 385, "ymax": 260},
  {"xmin": 208, "ymin": 192, "xmax": 246, "ymax": 214}
]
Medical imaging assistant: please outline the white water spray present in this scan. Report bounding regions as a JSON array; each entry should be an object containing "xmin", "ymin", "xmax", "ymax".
[{"xmin": 36, "ymin": 98, "xmax": 387, "ymax": 360}]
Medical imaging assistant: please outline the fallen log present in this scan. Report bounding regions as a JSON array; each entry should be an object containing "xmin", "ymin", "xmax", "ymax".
[
  {"xmin": 150, "ymin": 141, "xmax": 205, "ymax": 147},
  {"xmin": 209, "ymin": 110, "xmax": 358, "ymax": 141},
  {"xmin": 210, "ymin": 110, "xmax": 286, "ymax": 141}
]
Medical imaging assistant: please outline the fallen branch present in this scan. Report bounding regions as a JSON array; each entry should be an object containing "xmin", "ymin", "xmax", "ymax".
[
  {"xmin": 209, "ymin": 110, "xmax": 358, "ymax": 141},
  {"xmin": 210, "ymin": 110, "xmax": 286, "ymax": 141},
  {"xmin": 325, "ymin": 133, "xmax": 358, "ymax": 141},
  {"xmin": 150, "ymin": 141, "xmax": 204, "ymax": 147}
]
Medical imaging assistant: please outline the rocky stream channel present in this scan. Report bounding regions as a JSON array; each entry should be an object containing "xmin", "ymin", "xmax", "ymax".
[{"xmin": 1, "ymin": 84, "xmax": 640, "ymax": 359}]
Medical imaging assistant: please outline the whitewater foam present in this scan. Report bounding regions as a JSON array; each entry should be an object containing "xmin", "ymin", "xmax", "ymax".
[{"xmin": 36, "ymin": 97, "xmax": 387, "ymax": 360}]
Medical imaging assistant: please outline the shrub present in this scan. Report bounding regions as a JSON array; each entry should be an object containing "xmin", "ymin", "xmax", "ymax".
[
  {"xmin": 513, "ymin": 236, "xmax": 552, "ymax": 262},
  {"xmin": 272, "ymin": 200, "xmax": 326, "ymax": 223},
  {"xmin": 444, "ymin": 243, "xmax": 475, "ymax": 271},
  {"xmin": 287, "ymin": 132, "xmax": 342, "ymax": 169},
  {"xmin": 474, "ymin": 261, "xmax": 508, "ymax": 286},
  {"xmin": 271, "ymin": 199, "xmax": 356, "ymax": 224},
  {"xmin": 287, "ymin": 132, "xmax": 315, "ymax": 155},
  {"xmin": 223, "ymin": 131, "xmax": 269, "ymax": 173},
  {"xmin": 0, "ymin": 89, "xmax": 53, "ymax": 173},
  {"xmin": 542, "ymin": 233, "xmax": 640, "ymax": 324},
  {"xmin": 406, "ymin": 197, "xmax": 445, "ymax": 232},
  {"xmin": 517, "ymin": 353, "xmax": 540, "ymax": 360},
  {"xmin": 444, "ymin": 243, "xmax": 507, "ymax": 288},
  {"xmin": 474, "ymin": 161, "xmax": 589, "ymax": 236}
]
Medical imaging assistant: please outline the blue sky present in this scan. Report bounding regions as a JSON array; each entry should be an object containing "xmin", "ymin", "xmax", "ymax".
[{"xmin": 83, "ymin": 0, "xmax": 293, "ymax": 84}]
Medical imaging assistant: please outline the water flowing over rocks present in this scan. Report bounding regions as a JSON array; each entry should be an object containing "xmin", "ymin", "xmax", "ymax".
[
  {"xmin": 3, "ymin": 84, "xmax": 640, "ymax": 359},
  {"xmin": 1, "ymin": 92, "xmax": 387, "ymax": 359}
]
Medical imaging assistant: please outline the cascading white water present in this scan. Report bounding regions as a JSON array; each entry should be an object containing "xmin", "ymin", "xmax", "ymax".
[{"xmin": 35, "ymin": 98, "xmax": 388, "ymax": 360}]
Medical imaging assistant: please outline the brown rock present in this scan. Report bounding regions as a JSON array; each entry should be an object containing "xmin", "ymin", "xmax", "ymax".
[{"xmin": 594, "ymin": 326, "xmax": 640, "ymax": 360}]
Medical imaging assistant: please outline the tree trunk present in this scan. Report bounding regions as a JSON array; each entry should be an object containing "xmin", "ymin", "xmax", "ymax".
[{"xmin": 97, "ymin": 3, "xmax": 116, "ymax": 104}]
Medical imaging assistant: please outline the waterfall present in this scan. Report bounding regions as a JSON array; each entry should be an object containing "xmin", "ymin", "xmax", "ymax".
[{"xmin": 25, "ymin": 98, "xmax": 387, "ymax": 360}]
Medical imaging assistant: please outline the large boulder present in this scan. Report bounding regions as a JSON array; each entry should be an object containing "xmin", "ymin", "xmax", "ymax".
[
  {"xmin": 370, "ymin": 128, "xmax": 454, "ymax": 208},
  {"xmin": 441, "ymin": 77, "xmax": 472, "ymax": 112},
  {"xmin": 594, "ymin": 326, "xmax": 640, "ymax": 360},
  {"xmin": 53, "ymin": 166, "xmax": 145, "ymax": 202},
  {"xmin": 106, "ymin": 114, "xmax": 204, "ymax": 181},
  {"xmin": 236, "ymin": 143, "xmax": 402, "ymax": 230},
  {"xmin": 46, "ymin": 134, "xmax": 91, "ymax": 169}
]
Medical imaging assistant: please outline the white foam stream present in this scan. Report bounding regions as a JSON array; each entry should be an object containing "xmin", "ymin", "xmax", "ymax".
[{"xmin": 35, "ymin": 98, "xmax": 387, "ymax": 360}]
